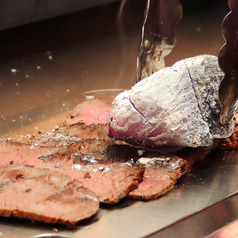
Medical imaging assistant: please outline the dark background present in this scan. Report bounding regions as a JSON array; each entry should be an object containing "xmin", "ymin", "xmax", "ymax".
[{"xmin": 0, "ymin": 0, "xmax": 229, "ymax": 63}]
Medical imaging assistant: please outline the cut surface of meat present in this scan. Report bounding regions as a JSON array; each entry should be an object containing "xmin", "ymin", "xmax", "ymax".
[
  {"xmin": 128, "ymin": 156, "xmax": 187, "ymax": 200},
  {"xmin": 128, "ymin": 168, "xmax": 178, "ymax": 200},
  {"xmin": 63, "ymin": 99, "xmax": 111, "ymax": 126},
  {"xmin": 0, "ymin": 164, "xmax": 99, "ymax": 228},
  {"xmin": 126, "ymin": 145, "xmax": 215, "ymax": 200},
  {"xmin": 0, "ymin": 140, "xmax": 144, "ymax": 204},
  {"xmin": 72, "ymin": 162, "xmax": 144, "ymax": 204}
]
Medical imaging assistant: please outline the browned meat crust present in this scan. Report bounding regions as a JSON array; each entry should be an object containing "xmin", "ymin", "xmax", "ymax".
[
  {"xmin": 218, "ymin": 115, "xmax": 238, "ymax": 150},
  {"xmin": 218, "ymin": 124, "xmax": 238, "ymax": 150},
  {"xmin": 0, "ymin": 164, "xmax": 99, "ymax": 228}
]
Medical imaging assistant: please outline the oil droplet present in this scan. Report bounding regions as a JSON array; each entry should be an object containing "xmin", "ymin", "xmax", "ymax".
[{"xmin": 86, "ymin": 95, "xmax": 95, "ymax": 99}]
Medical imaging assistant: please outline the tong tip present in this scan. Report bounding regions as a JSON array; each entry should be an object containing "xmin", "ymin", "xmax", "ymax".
[{"xmin": 219, "ymin": 73, "xmax": 238, "ymax": 124}]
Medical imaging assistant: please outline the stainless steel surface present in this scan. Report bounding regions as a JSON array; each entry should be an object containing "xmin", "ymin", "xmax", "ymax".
[
  {"xmin": 0, "ymin": 1, "xmax": 236, "ymax": 238},
  {"xmin": 207, "ymin": 218, "xmax": 238, "ymax": 238},
  {"xmin": 147, "ymin": 190, "xmax": 238, "ymax": 237}
]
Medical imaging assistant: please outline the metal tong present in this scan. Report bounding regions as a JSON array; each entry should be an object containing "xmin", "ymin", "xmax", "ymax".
[
  {"xmin": 136, "ymin": 0, "xmax": 182, "ymax": 82},
  {"xmin": 137, "ymin": 0, "xmax": 238, "ymax": 124},
  {"xmin": 218, "ymin": 0, "xmax": 238, "ymax": 124}
]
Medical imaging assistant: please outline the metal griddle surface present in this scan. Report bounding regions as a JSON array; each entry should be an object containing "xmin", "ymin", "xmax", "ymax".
[
  {"xmin": 0, "ymin": 149, "xmax": 237, "ymax": 238},
  {"xmin": 0, "ymin": 1, "xmax": 236, "ymax": 237}
]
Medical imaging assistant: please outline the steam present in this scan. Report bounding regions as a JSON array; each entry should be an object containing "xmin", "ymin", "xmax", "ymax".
[{"xmin": 113, "ymin": 0, "xmax": 134, "ymax": 89}]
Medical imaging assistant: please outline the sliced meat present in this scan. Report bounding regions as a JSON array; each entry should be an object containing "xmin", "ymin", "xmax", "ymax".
[
  {"xmin": 128, "ymin": 156, "xmax": 186, "ymax": 200},
  {"xmin": 70, "ymin": 162, "xmax": 144, "ymax": 204},
  {"xmin": 29, "ymin": 124, "xmax": 112, "ymax": 158},
  {"xmin": 0, "ymin": 98, "xmax": 221, "ymax": 207},
  {"xmin": 128, "ymin": 168, "xmax": 178, "ymax": 200},
  {"xmin": 61, "ymin": 123, "xmax": 110, "ymax": 141},
  {"xmin": 63, "ymin": 99, "xmax": 111, "ymax": 126},
  {"xmin": 127, "ymin": 144, "xmax": 216, "ymax": 200},
  {"xmin": 0, "ymin": 164, "xmax": 99, "ymax": 228},
  {"xmin": 0, "ymin": 140, "xmax": 60, "ymax": 168},
  {"xmin": 0, "ymin": 140, "xmax": 144, "ymax": 204}
]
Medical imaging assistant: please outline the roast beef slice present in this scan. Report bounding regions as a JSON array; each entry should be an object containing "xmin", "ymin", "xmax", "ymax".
[
  {"xmin": 128, "ymin": 146, "xmax": 214, "ymax": 200},
  {"xmin": 63, "ymin": 99, "xmax": 111, "ymax": 126},
  {"xmin": 0, "ymin": 164, "xmax": 99, "ymax": 228},
  {"xmin": 128, "ymin": 168, "xmax": 178, "ymax": 200},
  {"xmin": 0, "ymin": 140, "xmax": 144, "ymax": 204},
  {"xmin": 127, "ymin": 155, "xmax": 186, "ymax": 200},
  {"xmin": 70, "ymin": 162, "xmax": 144, "ymax": 204}
]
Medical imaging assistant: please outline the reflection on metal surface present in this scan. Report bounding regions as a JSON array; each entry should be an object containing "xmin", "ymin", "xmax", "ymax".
[
  {"xmin": 84, "ymin": 89, "xmax": 125, "ymax": 99},
  {"xmin": 136, "ymin": 0, "xmax": 182, "ymax": 81},
  {"xmin": 146, "ymin": 191, "xmax": 238, "ymax": 238},
  {"xmin": 207, "ymin": 218, "xmax": 238, "ymax": 238},
  {"xmin": 84, "ymin": 89, "xmax": 125, "ymax": 94},
  {"xmin": 33, "ymin": 234, "xmax": 70, "ymax": 238}
]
